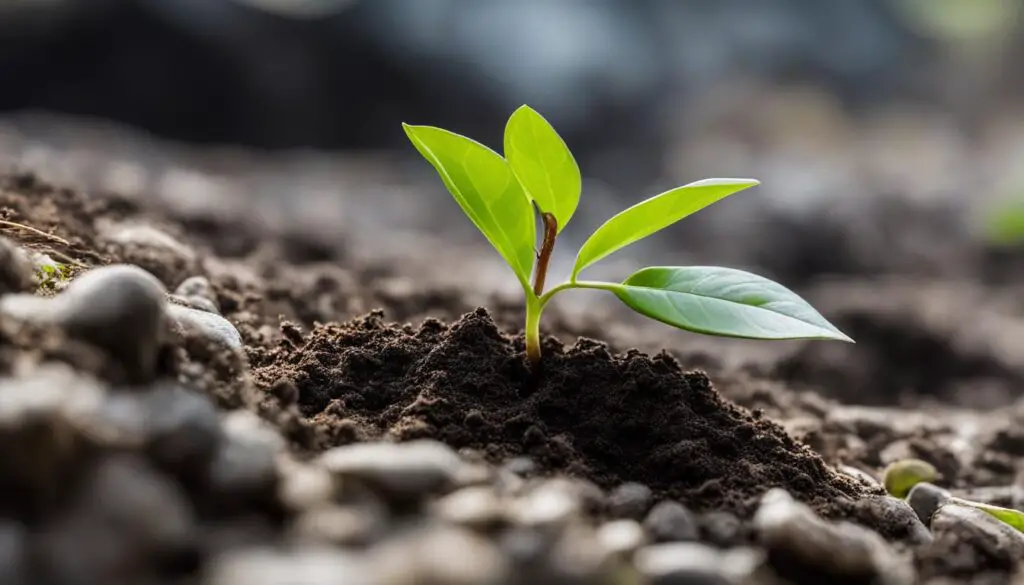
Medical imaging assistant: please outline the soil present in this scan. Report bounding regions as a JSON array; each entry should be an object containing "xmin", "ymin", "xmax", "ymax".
[{"xmin": 1, "ymin": 158, "xmax": 1024, "ymax": 583}]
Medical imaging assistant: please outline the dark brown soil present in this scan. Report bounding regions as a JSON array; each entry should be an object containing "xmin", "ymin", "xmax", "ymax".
[{"xmin": 250, "ymin": 308, "xmax": 871, "ymax": 517}]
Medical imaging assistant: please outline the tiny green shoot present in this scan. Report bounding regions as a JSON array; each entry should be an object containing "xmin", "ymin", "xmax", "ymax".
[{"xmin": 403, "ymin": 105, "xmax": 854, "ymax": 364}]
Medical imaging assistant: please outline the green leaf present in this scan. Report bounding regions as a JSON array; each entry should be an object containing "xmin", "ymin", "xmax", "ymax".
[
  {"xmin": 572, "ymin": 178, "xmax": 758, "ymax": 278},
  {"xmin": 503, "ymin": 105, "xmax": 581, "ymax": 232},
  {"xmin": 403, "ymin": 123, "xmax": 536, "ymax": 287},
  {"xmin": 611, "ymin": 266, "xmax": 853, "ymax": 342},
  {"xmin": 951, "ymin": 498, "xmax": 1024, "ymax": 532}
]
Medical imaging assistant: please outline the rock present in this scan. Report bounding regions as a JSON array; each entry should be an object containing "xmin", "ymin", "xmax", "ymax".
[
  {"xmin": 0, "ymin": 522, "xmax": 28, "ymax": 585},
  {"xmin": 203, "ymin": 546, "xmax": 370, "ymax": 585},
  {"xmin": 175, "ymin": 275, "xmax": 216, "ymax": 302},
  {"xmin": 501, "ymin": 456, "xmax": 537, "ymax": 478},
  {"xmin": 931, "ymin": 504, "xmax": 1024, "ymax": 559},
  {"xmin": 753, "ymin": 488, "xmax": 914, "ymax": 585},
  {"xmin": 317, "ymin": 440, "xmax": 468, "ymax": 505},
  {"xmin": 0, "ymin": 264, "xmax": 168, "ymax": 382},
  {"xmin": 205, "ymin": 434, "xmax": 280, "ymax": 514},
  {"xmin": 143, "ymin": 385, "xmax": 224, "ymax": 477},
  {"xmin": 171, "ymin": 294, "xmax": 221, "ymax": 315},
  {"xmin": 166, "ymin": 303, "xmax": 242, "ymax": 349},
  {"xmin": 607, "ymin": 482, "xmax": 653, "ymax": 519},
  {"xmin": 501, "ymin": 522, "xmax": 617, "ymax": 585},
  {"xmin": 36, "ymin": 455, "xmax": 196, "ymax": 584},
  {"xmin": 370, "ymin": 523, "xmax": 510, "ymax": 585},
  {"xmin": 0, "ymin": 364, "xmax": 105, "ymax": 516},
  {"xmin": 292, "ymin": 503, "xmax": 384, "ymax": 546},
  {"xmin": 431, "ymin": 486, "xmax": 507, "ymax": 531},
  {"xmin": 851, "ymin": 495, "xmax": 933, "ymax": 545},
  {"xmin": 644, "ymin": 501, "xmax": 699, "ymax": 543},
  {"xmin": 101, "ymin": 222, "xmax": 196, "ymax": 262},
  {"xmin": 511, "ymin": 480, "xmax": 583, "ymax": 528},
  {"xmin": 597, "ymin": 519, "xmax": 646, "ymax": 557},
  {"xmin": 221, "ymin": 409, "xmax": 286, "ymax": 454},
  {"xmin": 700, "ymin": 511, "xmax": 744, "ymax": 547},
  {"xmin": 907, "ymin": 482, "xmax": 952, "ymax": 526},
  {"xmin": 277, "ymin": 458, "xmax": 334, "ymax": 512},
  {"xmin": 0, "ymin": 236, "xmax": 34, "ymax": 295},
  {"xmin": 635, "ymin": 542, "xmax": 762, "ymax": 585}
]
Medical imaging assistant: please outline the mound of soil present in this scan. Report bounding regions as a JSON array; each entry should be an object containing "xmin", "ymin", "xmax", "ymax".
[{"xmin": 251, "ymin": 308, "xmax": 871, "ymax": 517}]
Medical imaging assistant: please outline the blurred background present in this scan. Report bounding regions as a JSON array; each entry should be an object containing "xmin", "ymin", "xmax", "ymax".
[{"xmin": 0, "ymin": 0, "xmax": 1023, "ymax": 302}]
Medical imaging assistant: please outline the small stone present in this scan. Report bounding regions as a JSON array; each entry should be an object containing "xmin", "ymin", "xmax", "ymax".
[
  {"xmin": 701, "ymin": 511, "xmax": 743, "ymax": 547},
  {"xmin": 431, "ymin": 486, "xmax": 507, "ymax": 531},
  {"xmin": 754, "ymin": 488, "xmax": 913, "ymax": 585},
  {"xmin": 370, "ymin": 523, "xmax": 510, "ymax": 585},
  {"xmin": 511, "ymin": 480, "xmax": 582, "ymax": 528},
  {"xmin": 36, "ymin": 455, "xmax": 195, "ymax": 584},
  {"xmin": 277, "ymin": 458, "xmax": 335, "ymax": 512},
  {"xmin": 635, "ymin": 542, "xmax": 762, "ymax": 585},
  {"xmin": 205, "ymin": 435, "xmax": 279, "ymax": 514},
  {"xmin": 292, "ymin": 503, "xmax": 383, "ymax": 546},
  {"xmin": 0, "ymin": 236, "xmax": 34, "ymax": 295},
  {"xmin": 0, "ymin": 365, "xmax": 105, "ymax": 516},
  {"xmin": 851, "ymin": 495, "xmax": 932, "ymax": 545},
  {"xmin": 102, "ymin": 223, "xmax": 196, "ymax": 263},
  {"xmin": 0, "ymin": 522, "xmax": 28, "ymax": 584},
  {"xmin": 607, "ymin": 482, "xmax": 653, "ymax": 519},
  {"xmin": 203, "ymin": 546, "xmax": 369, "ymax": 585},
  {"xmin": 221, "ymin": 409, "xmax": 286, "ymax": 454},
  {"xmin": 907, "ymin": 482, "xmax": 952, "ymax": 526},
  {"xmin": 597, "ymin": 519, "xmax": 646, "ymax": 557},
  {"xmin": 317, "ymin": 440, "xmax": 466, "ymax": 504},
  {"xmin": 170, "ymin": 294, "xmax": 221, "ymax": 315},
  {"xmin": 166, "ymin": 303, "xmax": 242, "ymax": 349},
  {"xmin": 644, "ymin": 501, "xmax": 699, "ymax": 543},
  {"xmin": 1, "ymin": 264, "xmax": 168, "ymax": 382},
  {"xmin": 143, "ymin": 385, "xmax": 224, "ymax": 477},
  {"xmin": 501, "ymin": 456, "xmax": 537, "ymax": 478},
  {"xmin": 931, "ymin": 504, "xmax": 1024, "ymax": 559},
  {"xmin": 175, "ymin": 275, "xmax": 215, "ymax": 301}
]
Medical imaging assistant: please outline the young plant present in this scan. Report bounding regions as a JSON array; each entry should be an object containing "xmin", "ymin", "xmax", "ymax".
[{"xmin": 402, "ymin": 105, "xmax": 853, "ymax": 364}]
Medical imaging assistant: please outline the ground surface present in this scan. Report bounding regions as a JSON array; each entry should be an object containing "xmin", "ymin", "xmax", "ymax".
[{"xmin": 1, "ymin": 121, "xmax": 1024, "ymax": 583}]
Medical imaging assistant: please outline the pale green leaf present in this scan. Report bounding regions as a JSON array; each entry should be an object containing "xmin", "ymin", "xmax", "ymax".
[
  {"xmin": 403, "ymin": 123, "xmax": 536, "ymax": 286},
  {"xmin": 503, "ymin": 105, "xmax": 581, "ymax": 232},
  {"xmin": 611, "ymin": 266, "xmax": 853, "ymax": 342},
  {"xmin": 572, "ymin": 178, "xmax": 758, "ymax": 278},
  {"xmin": 953, "ymin": 499, "xmax": 1024, "ymax": 532}
]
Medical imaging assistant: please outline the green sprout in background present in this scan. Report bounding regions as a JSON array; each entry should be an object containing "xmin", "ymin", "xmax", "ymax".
[{"xmin": 403, "ymin": 105, "xmax": 854, "ymax": 365}]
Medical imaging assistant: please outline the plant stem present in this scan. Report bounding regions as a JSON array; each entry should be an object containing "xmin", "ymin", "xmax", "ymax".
[
  {"xmin": 526, "ymin": 212, "xmax": 558, "ymax": 364},
  {"xmin": 531, "ymin": 213, "xmax": 558, "ymax": 296}
]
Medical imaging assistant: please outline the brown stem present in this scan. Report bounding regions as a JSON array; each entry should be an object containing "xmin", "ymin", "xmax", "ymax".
[{"xmin": 532, "ymin": 212, "xmax": 557, "ymax": 296}]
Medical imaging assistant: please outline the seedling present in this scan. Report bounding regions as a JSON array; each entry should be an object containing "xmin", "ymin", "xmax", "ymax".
[{"xmin": 403, "ymin": 105, "xmax": 853, "ymax": 364}]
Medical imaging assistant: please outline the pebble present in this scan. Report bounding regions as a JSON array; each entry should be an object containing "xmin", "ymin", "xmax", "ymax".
[
  {"xmin": 166, "ymin": 303, "xmax": 242, "ymax": 349},
  {"xmin": 644, "ymin": 500, "xmax": 699, "ymax": 542},
  {"xmin": 0, "ymin": 236, "xmax": 34, "ymax": 295},
  {"xmin": 203, "ymin": 546, "xmax": 371, "ymax": 585},
  {"xmin": 852, "ymin": 495, "xmax": 933, "ymax": 545},
  {"xmin": 292, "ymin": 503, "xmax": 384, "ymax": 546},
  {"xmin": 753, "ymin": 488, "xmax": 913, "ymax": 585},
  {"xmin": 370, "ymin": 523, "xmax": 510, "ymax": 585},
  {"xmin": 100, "ymin": 222, "xmax": 197, "ymax": 264},
  {"xmin": 205, "ymin": 435, "xmax": 280, "ymax": 513},
  {"xmin": 906, "ymin": 482, "xmax": 952, "ymax": 526},
  {"xmin": 931, "ymin": 504, "xmax": 1024, "ymax": 559},
  {"xmin": 431, "ymin": 486, "xmax": 507, "ymax": 531},
  {"xmin": 634, "ymin": 542, "xmax": 762, "ymax": 585},
  {"xmin": 597, "ymin": 519, "xmax": 646, "ymax": 557},
  {"xmin": 175, "ymin": 275, "xmax": 216, "ymax": 302},
  {"xmin": 0, "ymin": 522, "xmax": 28, "ymax": 584},
  {"xmin": 35, "ymin": 455, "xmax": 196, "ymax": 584},
  {"xmin": 0, "ymin": 264, "xmax": 168, "ymax": 382},
  {"xmin": 700, "ymin": 511, "xmax": 743, "ymax": 547},
  {"xmin": 143, "ymin": 385, "xmax": 224, "ymax": 477},
  {"xmin": 510, "ymin": 480, "xmax": 583, "ymax": 528},
  {"xmin": 0, "ymin": 365, "xmax": 105, "ymax": 515},
  {"xmin": 607, "ymin": 482, "xmax": 653, "ymax": 519},
  {"xmin": 277, "ymin": 458, "xmax": 335, "ymax": 512},
  {"xmin": 317, "ymin": 440, "xmax": 467, "ymax": 505}
]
